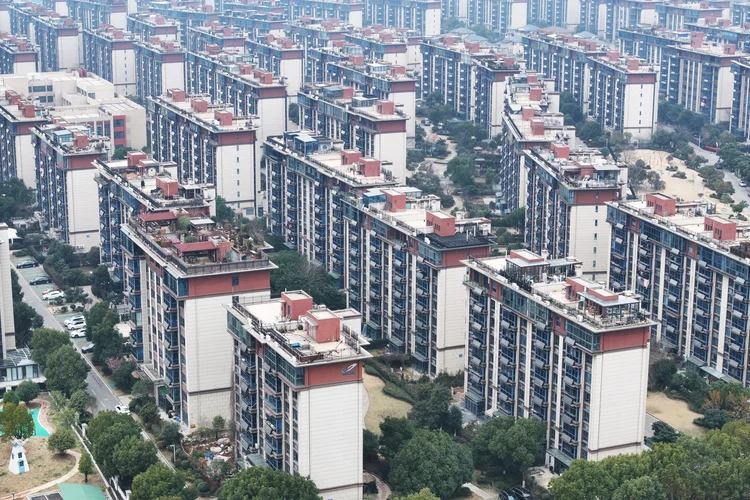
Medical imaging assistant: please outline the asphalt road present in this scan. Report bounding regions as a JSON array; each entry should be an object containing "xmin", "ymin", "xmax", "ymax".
[{"xmin": 690, "ymin": 142, "xmax": 750, "ymax": 207}]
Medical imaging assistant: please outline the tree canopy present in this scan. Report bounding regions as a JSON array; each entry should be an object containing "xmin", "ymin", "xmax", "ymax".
[
  {"xmin": 407, "ymin": 384, "xmax": 462, "ymax": 434},
  {"xmin": 217, "ymin": 467, "xmax": 319, "ymax": 500},
  {"xmin": 0, "ymin": 178, "xmax": 33, "ymax": 223},
  {"xmin": 30, "ymin": 328, "xmax": 71, "ymax": 371},
  {"xmin": 44, "ymin": 344, "xmax": 90, "ymax": 396},
  {"xmin": 269, "ymin": 251, "xmax": 346, "ymax": 309},
  {"xmin": 131, "ymin": 464, "xmax": 197, "ymax": 500},
  {"xmin": 112, "ymin": 436, "xmax": 159, "ymax": 483},
  {"xmin": 15, "ymin": 380, "xmax": 40, "ymax": 403},
  {"xmin": 379, "ymin": 417, "xmax": 416, "ymax": 462},
  {"xmin": 48, "ymin": 429, "xmax": 77, "ymax": 455},
  {"xmin": 0, "ymin": 402, "xmax": 35, "ymax": 440}
]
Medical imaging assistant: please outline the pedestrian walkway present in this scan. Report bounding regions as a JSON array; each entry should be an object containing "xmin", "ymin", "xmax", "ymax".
[{"xmin": 463, "ymin": 482, "xmax": 495, "ymax": 500}]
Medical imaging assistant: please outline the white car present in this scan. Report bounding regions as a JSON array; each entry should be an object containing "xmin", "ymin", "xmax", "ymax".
[
  {"xmin": 69, "ymin": 328, "xmax": 86, "ymax": 339},
  {"xmin": 43, "ymin": 291, "xmax": 64, "ymax": 301},
  {"xmin": 64, "ymin": 316, "xmax": 85, "ymax": 327},
  {"xmin": 115, "ymin": 405, "xmax": 130, "ymax": 415},
  {"xmin": 66, "ymin": 320, "xmax": 86, "ymax": 331},
  {"xmin": 41, "ymin": 288, "xmax": 60, "ymax": 299}
]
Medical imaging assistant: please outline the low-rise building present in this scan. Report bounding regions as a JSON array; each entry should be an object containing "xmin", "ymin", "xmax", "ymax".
[
  {"xmin": 463, "ymin": 251, "xmax": 652, "ymax": 469},
  {"xmin": 82, "ymin": 25, "xmax": 137, "ymax": 96},
  {"xmin": 227, "ymin": 291, "xmax": 369, "ymax": 499}
]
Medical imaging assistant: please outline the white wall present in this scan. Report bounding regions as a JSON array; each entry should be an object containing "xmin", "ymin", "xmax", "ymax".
[
  {"xmin": 15, "ymin": 135, "xmax": 36, "ymax": 190},
  {"xmin": 112, "ymin": 48, "xmax": 136, "ymax": 96},
  {"xmin": 510, "ymin": 3, "xmax": 528, "ymax": 30},
  {"xmin": 66, "ymin": 168, "xmax": 99, "ymax": 250},
  {"xmin": 569, "ymin": 204, "xmax": 609, "ymax": 281},
  {"xmin": 14, "ymin": 60, "xmax": 37, "ymax": 75},
  {"xmin": 424, "ymin": 8, "xmax": 440, "ymax": 36},
  {"xmin": 373, "ymin": 131, "xmax": 406, "ymax": 183},
  {"xmin": 257, "ymin": 96, "xmax": 287, "ymax": 141},
  {"xmin": 161, "ymin": 61, "xmax": 186, "ymax": 93},
  {"xmin": 110, "ymin": 11, "xmax": 127, "ymax": 30},
  {"xmin": 58, "ymin": 35, "xmax": 80, "ymax": 70},
  {"xmin": 716, "ymin": 65, "xmax": 734, "ymax": 123},
  {"xmin": 623, "ymin": 80, "xmax": 657, "ymax": 140},
  {"xmin": 281, "ymin": 59, "xmax": 303, "ymax": 97},
  {"xmin": 435, "ymin": 266, "xmax": 470, "ymax": 374},
  {"xmin": 348, "ymin": 10, "xmax": 363, "ymax": 28},
  {"xmin": 216, "ymin": 141, "xmax": 260, "ymax": 216}
]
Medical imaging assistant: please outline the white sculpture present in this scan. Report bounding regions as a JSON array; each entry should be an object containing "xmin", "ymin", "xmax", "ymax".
[{"xmin": 8, "ymin": 440, "xmax": 28, "ymax": 474}]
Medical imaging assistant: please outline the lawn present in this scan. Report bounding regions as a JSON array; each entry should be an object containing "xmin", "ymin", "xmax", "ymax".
[
  {"xmin": 363, "ymin": 373, "xmax": 412, "ymax": 434},
  {"xmin": 647, "ymin": 391, "xmax": 706, "ymax": 437},
  {"xmin": 0, "ymin": 438, "xmax": 75, "ymax": 495}
]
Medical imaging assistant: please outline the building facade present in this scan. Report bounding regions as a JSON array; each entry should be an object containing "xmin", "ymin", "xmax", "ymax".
[
  {"xmin": 134, "ymin": 36, "xmax": 187, "ymax": 105},
  {"xmin": 82, "ymin": 25, "xmax": 137, "ymax": 96},
  {"xmin": 362, "ymin": 0, "xmax": 440, "ymax": 36},
  {"xmin": 0, "ymin": 33, "xmax": 37, "ymax": 75}
]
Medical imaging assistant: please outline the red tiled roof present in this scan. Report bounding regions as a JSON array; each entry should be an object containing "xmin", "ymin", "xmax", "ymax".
[
  {"xmin": 139, "ymin": 211, "xmax": 177, "ymax": 222},
  {"xmin": 174, "ymin": 241, "xmax": 215, "ymax": 253}
]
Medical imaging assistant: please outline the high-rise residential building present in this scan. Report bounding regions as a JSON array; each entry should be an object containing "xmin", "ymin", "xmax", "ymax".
[
  {"xmin": 227, "ymin": 291, "xmax": 370, "ymax": 499},
  {"xmin": 327, "ymin": 58, "xmax": 417, "ymax": 143},
  {"xmin": 33, "ymin": 123, "xmax": 110, "ymax": 249},
  {"xmin": 134, "ymin": 36, "xmax": 187, "ymax": 105},
  {"xmin": 731, "ymin": 57, "xmax": 750, "ymax": 140},
  {"xmin": 462, "ymin": 250, "xmax": 652, "ymax": 469},
  {"xmin": 618, "ymin": 27, "xmax": 692, "ymax": 94},
  {"xmin": 287, "ymin": 18, "xmax": 349, "ymax": 74},
  {"xmin": 421, "ymin": 34, "xmax": 520, "ymax": 135},
  {"xmin": 67, "ymin": 0, "xmax": 129, "ymax": 30},
  {"xmin": 0, "ymin": 33, "xmax": 37, "ymax": 75},
  {"xmin": 147, "ymin": 90, "xmax": 264, "ymax": 218},
  {"xmin": 114, "ymin": 184, "xmax": 275, "ymax": 427},
  {"xmin": 345, "ymin": 27, "xmax": 419, "ymax": 68},
  {"xmin": 523, "ymin": 145, "xmax": 627, "ymax": 281},
  {"xmin": 687, "ymin": 19, "xmax": 750, "ymax": 53},
  {"xmin": 580, "ymin": 0, "xmax": 659, "ymax": 42},
  {"xmin": 287, "ymin": 0, "xmax": 363, "ymax": 28},
  {"xmin": 187, "ymin": 23, "xmax": 247, "ymax": 54},
  {"xmin": 185, "ymin": 48, "xmax": 290, "ymax": 142},
  {"xmin": 733, "ymin": 1, "xmax": 750, "ymax": 26},
  {"xmin": 466, "ymin": 0, "xmax": 528, "ymax": 35},
  {"xmin": 15, "ymin": 10, "xmax": 81, "ymax": 72},
  {"xmin": 362, "ymin": 0, "xmax": 440, "ymax": 36},
  {"xmin": 521, "ymin": 31, "xmax": 606, "ymax": 112},
  {"xmin": 607, "ymin": 193, "xmax": 750, "ymax": 385},
  {"xmin": 587, "ymin": 52, "xmax": 658, "ymax": 140},
  {"xmin": 0, "ymin": 70, "xmax": 146, "ymax": 188},
  {"xmin": 127, "ymin": 12, "xmax": 180, "ymax": 42},
  {"xmin": 246, "ymin": 34, "xmax": 305, "ymax": 98},
  {"xmin": 139, "ymin": 4, "xmax": 218, "ymax": 47},
  {"xmin": 297, "ymin": 83, "xmax": 408, "ymax": 182},
  {"xmin": 663, "ymin": 32, "xmax": 740, "ymax": 123},
  {"xmin": 441, "ymin": 0, "xmax": 469, "ymax": 20},
  {"xmin": 219, "ymin": 11, "xmax": 286, "ymax": 40},
  {"xmin": 657, "ymin": 1, "xmax": 725, "ymax": 31},
  {"xmin": 82, "ymin": 25, "xmax": 137, "ymax": 96},
  {"xmin": 528, "ymin": 0, "xmax": 581, "ymax": 29}
]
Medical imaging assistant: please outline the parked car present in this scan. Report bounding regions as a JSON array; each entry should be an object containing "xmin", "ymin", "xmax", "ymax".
[
  {"xmin": 64, "ymin": 315, "xmax": 85, "ymax": 327},
  {"xmin": 81, "ymin": 343, "xmax": 95, "ymax": 354},
  {"xmin": 115, "ymin": 405, "xmax": 130, "ymax": 414},
  {"xmin": 16, "ymin": 260, "xmax": 38, "ymax": 269},
  {"xmin": 43, "ymin": 291, "xmax": 64, "ymax": 301},
  {"xmin": 66, "ymin": 320, "xmax": 86, "ymax": 330},
  {"xmin": 41, "ymin": 288, "xmax": 61, "ymax": 299},
  {"xmin": 741, "ymin": 182, "xmax": 748, "ymax": 188},
  {"xmin": 509, "ymin": 487, "xmax": 534, "ymax": 500},
  {"xmin": 422, "ymin": 118, "xmax": 431, "ymax": 126},
  {"xmin": 69, "ymin": 329, "xmax": 86, "ymax": 339},
  {"xmin": 29, "ymin": 276, "xmax": 53, "ymax": 285}
]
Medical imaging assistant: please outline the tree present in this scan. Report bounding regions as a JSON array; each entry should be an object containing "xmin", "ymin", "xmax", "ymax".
[
  {"xmin": 578, "ymin": 121, "xmax": 604, "ymax": 143},
  {"xmin": 215, "ymin": 196, "xmax": 235, "ymax": 223},
  {"xmin": 288, "ymin": 103, "xmax": 299, "ymax": 125},
  {"xmin": 158, "ymin": 421, "xmax": 182, "ymax": 448},
  {"xmin": 87, "ymin": 411, "xmax": 141, "ymax": 449},
  {"xmin": 695, "ymin": 408, "xmax": 731, "ymax": 429},
  {"xmin": 733, "ymin": 201, "xmax": 748, "ymax": 214},
  {"xmin": 408, "ymin": 384, "xmax": 462, "ymax": 434},
  {"xmin": 550, "ymin": 460, "xmax": 618, "ymax": 500},
  {"xmin": 212, "ymin": 415, "xmax": 226, "ymax": 438},
  {"xmin": 69, "ymin": 389, "xmax": 96, "ymax": 416},
  {"xmin": 16, "ymin": 380, "xmax": 40, "ymax": 403},
  {"xmin": 364, "ymin": 429, "xmax": 379, "ymax": 463},
  {"xmin": 0, "ymin": 178, "xmax": 33, "ymax": 223},
  {"xmin": 471, "ymin": 416, "xmax": 514, "ymax": 471},
  {"xmin": 79, "ymin": 450, "xmax": 94, "ymax": 483},
  {"xmin": 269, "ymin": 252, "xmax": 347, "ymax": 309},
  {"xmin": 13, "ymin": 301, "xmax": 43, "ymax": 346},
  {"xmin": 650, "ymin": 359, "xmax": 677, "ymax": 390},
  {"xmin": 488, "ymin": 418, "xmax": 547, "ymax": 477},
  {"xmin": 112, "ymin": 360, "xmax": 136, "ymax": 392},
  {"xmin": 48, "ymin": 429, "xmax": 77, "ymax": 455},
  {"xmin": 379, "ymin": 417, "xmax": 415, "ymax": 462},
  {"xmin": 112, "ymin": 435, "xmax": 159, "ymax": 482},
  {"xmin": 30, "ymin": 328, "xmax": 71, "ymax": 371},
  {"xmin": 131, "ymin": 464, "xmax": 197, "ymax": 500},
  {"xmin": 395, "ymin": 489, "xmax": 440, "ymax": 500},
  {"xmin": 207, "ymin": 459, "xmax": 231, "ymax": 482},
  {"xmin": 218, "ymin": 467, "xmax": 319, "ymax": 500},
  {"xmin": 138, "ymin": 402, "xmax": 161, "ymax": 428},
  {"xmin": 3, "ymin": 390, "xmax": 19, "ymax": 405},
  {"xmin": 10, "ymin": 269, "xmax": 23, "ymax": 302},
  {"xmin": 0, "ymin": 402, "xmax": 35, "ymax": 440},
  {"xmin": 612, "ymin": 476, "xmax": 666, "ymax": 500},
  {"xmin": 90, "ymin": 309, "xmax": 123, "ymax": 364},
  {"xmin": 132, "ymin": 379, "xmax": 154, "ymax": 399},
  {"xmin": 389, "ymin": 429, "xmax": 473, "ymax": 499},
  {"xmin": 91, "ymin": 265, "xmax": 117, "ymax": 301},
  {"xmin": 652, "ymin": 421, "xmax": 680, "ymax": 444},
  {"xmin": 45, "ymin": 344, "xmax": 90, "ymax": 396}
]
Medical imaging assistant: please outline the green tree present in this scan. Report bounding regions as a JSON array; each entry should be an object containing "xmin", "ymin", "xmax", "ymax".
[
  {"xmin": 13, "ymin": 301, "xmax": 43, "ymax": 346},
  {"xmin": 695, "ymin": 408, "xmax": 731, "ymax": 429},
  {"xmin": 48, "ymin": 429, "xmax": 77, "ymax": 455},
  {"xmin": 138, "ymin": 402, "xmax": 161, "ymax": 428},
  {"xmin": 288, "ymin": 103, "xmax": 299, "ymax": 125},
  {"xmin": 91, "ymin": 265, "xmax": 117, "ymax": 301},
  {"xmin": 112, "ymin": 436, "xmax": 159, "ymax": 482},
  {"xmin": 471, "ymin": 416, "xmax": 514, "ymax": 471},
  {"xmin": 488, "ymin": 418, "xmax": 547, "ymax": 477},
  {"xmin": 112, "ymin": 360, "xmax": 136, "ymax": 392},
  {"xmin": 215, "ymin": 196, "xmax": 235, "ymax": 223},
  {"xmin": 87, "ymin": 410, "xmax": 141, "ymax": 447},
  {"xmin": 112, "ymin": 146, "xmax": 135, "ymax": 160},
  {"xmin": 612, "ymin": 475, "xmax": 666, "ymax": 500},
  {"xmin": 578, "ymin": 121, "xmax": 604, "ymax": 143},
  {"xmin": 389, "ymin": 429, "xmax": 473, "ymax": 499},
  {"xmin": 650, "ymin": 359, "xmax": 678, "ymax": 390},
  {"xmin": 2, "ymin": 390, "xmax": 19, "ymax": 405},
  {"xmin": 394, "ymin": 489, "xmax": 440, "ymax": 500},
  {"xmin": 131, "ymin": 379, "xmax": 154, "ymax": 399},
  {"xmin": 652, "ymin": 421, "xmax": 680, "ymax": 444},
  {"xmin": 69, "ymin": 389, "xmax": 96, "ymax": 416},
  {"xmin": 79, "ymin": 450, "xmax": 94, "ymax": 483},
  {"xmin": 158, "ymin": 421, "xmax": 182, "ymax": 448},
  {"xmin": 269, "ymin": 251, "xmax": 346, "ymax": 309},
  {"xmin": 131, "ymin": 464, "xmax": 197, "ymax": 500},
  {"xmin": 15, "ymin": 380, "xmax": 40, "ymax": 403},
  {"xmin": 10, "ymin": 269, "xmax": 23, "ymax": 302},
  {"xmin": 550, "ymin": 460, "xmax": 618, "ymax": 500},
  {"xmin": 379, "ymin": 417, "xmax": 415, "ymax": 462},
  {"xmin": 0, "ymin": 178, "xmax": 33, "ymax": 223},
  {"xmin": 30, "ymin": 328, "xmax": 71, "ymax": 371},
  {"xmin": 408, "ymin": 384, "xmax": 462, "ymax": 434},
  {"xmin": 45, "ymin": 344, "xmax": 90, "ymax": 396},
  {"xmin": 212, "ymin": 415, "xmax": 226, "ymax": 438},
  {"xmin": 0, "ymin": 402, "xmax": 35, "ymax": 440},
  {"xmin": 90, "ymin": 309, "xmax": 123, "ymax": 364},
  {"xmin": 363, "ymin": 429, "xmax": 379, "ymax": 463},
  {"xmin": 441, "ymin": 17, "xmax": 465, "ymax": 32},
  {"xmin": 217, "ymin": 467, "xmax": 319, "ymax": 500}
]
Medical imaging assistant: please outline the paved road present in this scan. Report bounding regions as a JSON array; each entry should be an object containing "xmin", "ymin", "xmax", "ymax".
[{"xmin": 690, "ymin": 142, "xmax": 750, "ymax": 208}]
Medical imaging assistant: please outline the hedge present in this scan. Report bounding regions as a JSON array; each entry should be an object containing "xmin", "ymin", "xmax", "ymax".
[{"xmin": 363, "ymin": 359, "xmax": 415, "ymax": 405}]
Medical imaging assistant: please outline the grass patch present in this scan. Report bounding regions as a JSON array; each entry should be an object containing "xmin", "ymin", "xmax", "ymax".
[
  {"xmin": 363, "ymin": 373, "xmax": 411, "ymax": 434},
  {"xmin": 0, "ymin": 438, "xmax": 75, "ymax": 495}
]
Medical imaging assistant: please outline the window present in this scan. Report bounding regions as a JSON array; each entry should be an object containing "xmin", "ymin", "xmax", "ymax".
[
  {"xmin": 594, "ymin": 233, "xmax": 598, "ymax": 240},
  {"xmin": 594, "ymin": 220, "xmax": 598, "ymax": 226},
  {"xmin": 237, "ymin": 191, "xmax": 240, "ymax": 197},
  {"xmin": 114, "ymin": 131, "xmax": 125, "ymax": 139},
  {"xmin": 232, "ymin": 276, "xmax": 239, "ymax": 286},
  {"xmin": 113, "ymin": 119, "xmax": 125, "ymax": 127},
  {"xmin": 593, "ymin": 247, "xmax": 597, "ymax": 254},
  {"xmin": 237, "ymin": 157, "xmax": 240, "ymax": 163},
  {"xmin": 236, "ymin": 168, "xmax": 240, "ymax": 175},
  {"xmin": 593, "ymin": 260, "xmax": 596, "ymax": 268},
  {"xmin": 595, "ymin": 206, "xmax": 599, "ymax": 213},
  {"xmin": 237, "ymin": 180, "xmax": 240, "ymax": 186}
]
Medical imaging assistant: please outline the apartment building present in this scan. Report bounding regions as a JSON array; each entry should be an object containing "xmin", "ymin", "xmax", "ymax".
[
  {"xmin": 0, "ymin": 70, "xmax": 146, "ymax": 188},
  {"xmin": 33, "ymin": 13, "xmax": 80, "ymax": 72},
  {"xmin": 662, "ymin": 32, "xmax": 740, "ymax": 123},
  {"xmin": 185, "ymin": 48, "xmax": 289, "ymax": 141},
  {"xmin": 117, "ymin": 196, "xmax": 275, "ymax": 427},
  {"xmin": 127, "ymin": 12, "xmax": 180, "ymax": 41},
  {"xmin": 67, "ymin": 0, "xmax": 128, "ymax": 30},
  {"xmin": 345, "ymin": 27, "xmax": 417, "ymax": 68},
  {"xmin": 147, "ymin": 90, "xmax": 264, "ymax": 217},
  {"xmin": 220, "ymin": 11, "xmax": 286, "ymax": 39},
  {"xmin": 587, "ymin": 53, "xmax": 658, "ymax": 140},
  {"xmin": 287, "ymin": 0, "xmax": 363, "ymax": 28},
  {"xmin": 687, "ymin": 19, "xmax": 750, "ymax": 52},
  {"xmin": 287, "ymin": 18, "xmax": 349, "ymax": 72},
  {"xmin": 0, "ymin": 33, "xmax": 37, "ymax": 75},
  {"xmin": 134, "ymin": 36, "xmax": 186, "ymax": 105},
  {"xmin": 297, "ymin": 83, "xmax": 408, "ymax": 182},
  {"xmin": 607, "ymin": 193, "xmax": 750, "ymax": 385},
  {"xmin": 618, "ymin": 27, "xmax": 692, "ymax": 94},
  {"xmin": 493, "ymin": 72, "xmax": 576, "ymax": 214},
  {"xmin": 441, "ymin": 0, "xmax": 469, "ymax": 20},
  {"xmin": 361, "ymin": 0, "xmax": 440, "ymax": 36},
  {"xmin": 187, "ymin": 23, "xmax": 246, "ymax": 54},
  {"xmin": 327, "ymin": 58, "xmax": 417, "ymax": 142},
  {"xmin": 227, "ymin": 291, "xmax": 370, "ymax": 499},
  {"xmin": 82, "ymin": 25, "xmax": 137, "ymax": 96},
  {"xmin": 33, "ymin": 123, "xmax": 110, "ymax": 249},
  {"xmin": 140, "ymin": 4, "xmax": 218, "ymax": 47},
  {"xmin": 521, "ymin": 31, "xmax": 606, "ymax": 113},
  {"xmin": 524, "ymin": 145, "xmax": 627, "ymax": 280},
  {"xmin": 421, "ymin": 34, "xmax": 520, "ymax": 135},
  {"xmin": 466, "ymin": 0, "xmax": 528, "ymax": 35},
  {"xmin": 733, "ymin": 1, "xmax": 750, "ymax": 26},
  {"xmin": 528, "ymin": 0, "xmax": 580, "ymax": 29},
  {"xmin": 580, "ymin": 0, "xmax": 659, "ymax": 42},
  {"xmin": 246, "ymin": 35, "xmax": 304, "ymax": 98},
  {"xmin": 731, "ymin": 57, "xmax": 750, "ymax": 140},
  {"xmin": 463, "ymin": 251, "xmax": 652, "ymax": 470},
  {"xmin": 657, "ymin": 1, "xmax": 725, "ymax": 30}
]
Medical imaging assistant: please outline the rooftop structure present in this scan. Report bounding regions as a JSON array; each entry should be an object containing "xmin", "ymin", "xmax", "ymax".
[
  {"xmin": 82, "ymin": 24, "xmax": 138, "ymax": 96},
  {"xmin": 0, "ymin": 32, "xmax": 37, "ymax": 74},
  {"xmin": 134, "ymin": 35, "xmax": 187, "ymax": 104},
  {"xmin": 126, "ymin": 12, "xmax": 180, "ymax": 41}
]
